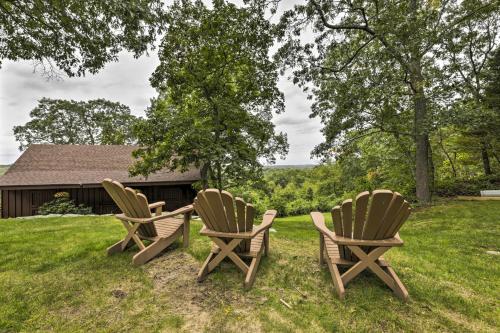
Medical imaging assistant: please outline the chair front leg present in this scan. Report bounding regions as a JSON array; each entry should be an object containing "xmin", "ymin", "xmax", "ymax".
[
  {"xmin": 319, "ymin": 234, "xmax": 325, "ymax": 265},
  {"xmin": 244, "ymin": 251, "xmax": 262, "ymax": 289},
  {"xmin": 264, "ymin": 229, "xmax": 270, "ymax": 256},
  {"xmin": 107, "ymin": 238, "xmax": 134, "ymax": 255},
  {"xmin": 182, "ymin": 212, "xmax": 191, "ymax": 248}
]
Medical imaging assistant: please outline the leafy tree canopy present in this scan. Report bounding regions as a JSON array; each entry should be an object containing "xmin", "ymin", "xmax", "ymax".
[
  {"xmin": 0, "ymin": 0, "xmax": 166, "ymax": 77},
  {"xmin": 131, "ymin": 0, "xmax": 288, "ymax": 189},
  {"xmin": 13, "ymin": 98, "xmax": 137, "ymax": 150},
  {"xmin": 273, "ymin": 0, "xmax": 499, "ymax": 202}
]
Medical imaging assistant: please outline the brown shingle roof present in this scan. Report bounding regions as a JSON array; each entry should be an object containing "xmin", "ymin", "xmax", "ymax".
[{"xmin": 0, "ymin": 144, "xmax": 200, "ymax": 188}]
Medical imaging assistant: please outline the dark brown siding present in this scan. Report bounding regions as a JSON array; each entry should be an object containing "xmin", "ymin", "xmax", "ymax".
[{"xmin": 1, "ymin": 185, "xmax": 196, "ymax": 218}]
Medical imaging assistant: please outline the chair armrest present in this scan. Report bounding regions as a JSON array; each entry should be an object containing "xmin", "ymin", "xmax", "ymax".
[
  {"xmin": 199, "ymin": 210, "xmax": 277, "ymax": 239},
  {"xmin": 199, "ymin": 226, "xmax": 254, "ymax": 239},
  {"xmin": 330, "ymin": 234, "xmax": 404, "ymax": 247},
  {"xmin": 164, "ymin": 204, "xmax": 194, "ymax": 217},
  {"xmin": 149, "ymin": 201, "xmax": 166, "ymax": 216},
  {"xmin": 148, "ymin": 201, "xmax": 165, "ymax": 210},
  {"xmin": 251, "ymin": 210, "xmax": 277, "ymax": 237},
  {"xmin": 115, "ymin": 204, "xmax": 194, "ymax": 224},
  {"xmin": 310, "ymin": 211, "xmax": 331, "ymax": 235},
  {"xmin": 310, "ymin": 211, "xmax": 403, "ymax": 247}
]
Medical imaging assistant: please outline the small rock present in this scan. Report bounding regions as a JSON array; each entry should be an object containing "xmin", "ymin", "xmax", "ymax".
[
  {"xmin": 111, "ymin": 289, "xmax": 127, "ymax": 299},
  {"xmin": 486, "ymin": 250, "xmax": 500, "ymax": 256}
]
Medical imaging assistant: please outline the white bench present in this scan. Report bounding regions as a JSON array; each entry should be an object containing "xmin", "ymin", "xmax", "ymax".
[{"xmin": 480, "ymin": 190, "xmax": 500, "ymax": 197}]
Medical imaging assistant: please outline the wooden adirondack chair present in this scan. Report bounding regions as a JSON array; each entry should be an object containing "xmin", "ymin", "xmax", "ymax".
[
  {"xmin": 311, "ymin": 190, "xmax": 411, "ymax": 301},
  {"xmin": 102, "ymin": 179, "xmax": 193, "ymax": 266},
  {"xmin": 194, "ymin": 189, "xmax": 277, "ymax": 289}
]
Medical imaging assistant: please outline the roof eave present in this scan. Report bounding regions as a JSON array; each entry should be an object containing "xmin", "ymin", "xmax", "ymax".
[{"xmin": 0, "ymin": 179, "xmax": 199, "ymax": 190}]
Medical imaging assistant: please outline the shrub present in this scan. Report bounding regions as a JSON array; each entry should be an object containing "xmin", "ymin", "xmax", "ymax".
[
  {"xmin": 434, "ymin": 175, "xmax": 500, "ymax": 197},
  {"xmin": 38, "ymin": 193, "xmax": 92, "ymax": 215}
]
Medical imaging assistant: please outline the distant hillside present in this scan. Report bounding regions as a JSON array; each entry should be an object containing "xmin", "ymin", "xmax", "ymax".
[
  {"xmin": 264, "ymin": 164, "xmax": 316, "ymax": 170},
  {"xmin": 0, "ymin": 165, "xmax": 10, "ymax": 176}
]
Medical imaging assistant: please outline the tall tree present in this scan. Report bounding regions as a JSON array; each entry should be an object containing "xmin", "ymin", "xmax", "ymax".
[
  {"xmin": 13, "ymin": 98, "xmax": 137, "ymax": 149},
  {"xmin": 483, "ymin": 47, "xmax": 500, "ymax": 166},
  {"xmin": 0, "ymin": 0, "xmax": 166, "ymax": 77},
  {"xmin": 442, "ymin": 3, "xmax": 500, "ymax": 175},
  {"xmin": 275, "ymin": 0, "xmax": 499, "ymax": 203},
  {"xmin": 130, "ymin": 0, "xmax": 288, "ymax": 189}
]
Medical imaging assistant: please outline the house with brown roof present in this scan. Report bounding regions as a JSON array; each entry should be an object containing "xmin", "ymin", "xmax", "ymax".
[{"xmin": 0, "ymin": 144, "xmax": 200, "ymax": 218}]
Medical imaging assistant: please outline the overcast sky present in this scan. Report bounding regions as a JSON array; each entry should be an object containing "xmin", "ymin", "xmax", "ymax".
[{"xmin": 0, "ymin": 0, "xmax": 323, "ymax": 166}]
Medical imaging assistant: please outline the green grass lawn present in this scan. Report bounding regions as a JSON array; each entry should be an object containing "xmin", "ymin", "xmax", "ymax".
[{"xmin": 0, "ymin": 200, "xmax": 498, "ymax": 332}]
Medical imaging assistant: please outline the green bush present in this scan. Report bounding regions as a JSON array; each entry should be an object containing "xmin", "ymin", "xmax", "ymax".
[
  {"xmin": 38, "ymin": 193, "xmax": 92, "ymax": 215},
  {"xmin": 434, "ymin": 175, "xmax": 500, "ymax": 196}
]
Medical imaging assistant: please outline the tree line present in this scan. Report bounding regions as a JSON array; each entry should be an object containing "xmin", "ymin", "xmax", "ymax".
[{"xmin": 5, "ymin": 0, "xmax": 499, "ymax": 204}]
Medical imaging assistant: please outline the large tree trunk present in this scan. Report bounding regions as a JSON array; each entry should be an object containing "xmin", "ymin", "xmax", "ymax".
[
  {"xmin": 408, "ymin": 0, "xmax": 431, "ymax": 204},
  {"xmin": 427, "ymin": 140, "xmax": 435, "ymax": 195},
  {"xmin": 480, "ymin": 141, "xmax": 492, "ymax": 175},
  {"xmin": 200, "ymin": 163, "xmax": 209, "ymax": 190},
  {"xmin": 412, "ymin": 66, "xmax": 431, "ymax": 204}
]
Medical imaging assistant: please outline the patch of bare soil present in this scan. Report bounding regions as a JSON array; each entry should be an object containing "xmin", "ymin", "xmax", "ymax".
[{"xmin": 146, "ymin": 251, "xmax": 263, "ymax": 332}]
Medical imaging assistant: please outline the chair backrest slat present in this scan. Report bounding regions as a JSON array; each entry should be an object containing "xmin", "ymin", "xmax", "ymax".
[
  {"xmin": 136, "ymin": 193, "xmax": 152, "ymax": 217},
  {"xmin": 235, "ymin": 198, "xmax": 247, "ymax": 232},
  {"xmin": 243, "ymin": 203, "xmax": 255, "ymax": 252},
  {"xmin": 102, "ymin": 179, "xmax": 157, "ymax": 238},
  {"xmin": 194, "ymin": 190, "xmax": 255, "ymax": 253},
  {"xmin": 385, "ymin": 201, "xmax": 411, "ymax": 237},
  {"xmin": 332, "ymin": 189, "xmax": 411, "ymax": 261},
  {"xmin": 204, "ymin": 190, "xmax": 231, "ymax": 232},
  {"xmin": 331, "ymin": 206, "xmax": 343, "ymax": 236},
  {"xmin": 221, "ymin": 191, "xmax": 237, "ymax": 231},
  {"xmin": 341, "ymin": 199, "xmax": 353, "ymax": 238},
  {"xmin": 362, "ymin": 190, "xmax": 394, "ymax": 240},
  {"xmin": 245, "ymin": 204, "xmax": 255, "ymax": 232},
  {"xmin": 124, "ymin": 187, "xmax": 146, "ymax": 218},
  {"xmin": 375, "ymin": 192, "xmax": 404, "ymax": 239},
  {"xmin": 194, "ymin": 197, "xmax": 216, "ymax": 230},
  {"xmin": 353, "ymin": 191, "xmax": 370, "ymax": 239},
  {"xmin": 102, "ymin": 179, "xmax": 129, "ymax": 214},
  {"xmin": 113, "ymin": 181, "xmax": 140, "ymax": 218},
  {"xmin": 195, "ymin": 192, "xmax": 220, "ymax": 230}
]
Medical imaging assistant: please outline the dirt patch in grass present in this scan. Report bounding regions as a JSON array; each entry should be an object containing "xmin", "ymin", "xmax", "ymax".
[{"xmin": 146, "ymin": 250, "xmax": 263, "ymax": 332}]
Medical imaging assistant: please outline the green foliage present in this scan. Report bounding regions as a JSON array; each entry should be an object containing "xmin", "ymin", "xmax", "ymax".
[
  {"xmin": 131, "ymin": 0, "xmax": 288, "ymax": 189},
  {"xmin": 0, "ymin": 0, "xmax": 166, "ymax": 77},
  {"xmin": 485, "ymin": 47, "xmax": 500, "ymax": 111},
  {"xmin": 234, "ymin": 130, "xmax": 498, "ymax": 217},
  {"xmin": 38, "ymin": 192, "xmax": 92, "ymax": 215},
  {"xmin": 274, "ymin": 0, "xmax": 500, "ymax": 203},
  {"xmin": 13, "ymin": 98, "xmax": 137, "ymax": 150},
  {"xmin": 435, "ymin": 175, "xmax": 500, "ymax": 197}
]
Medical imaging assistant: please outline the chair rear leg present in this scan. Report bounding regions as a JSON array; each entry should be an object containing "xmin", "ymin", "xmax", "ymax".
[
  {"xmin": 264, "ymin": 230, "xmax": 269, "ymax": 256},
  {"xmin": 182, "ymin": 212, "xmax": 191, "ymax": 248},
  {"xmin": 183, "ymin": 215, "xmax": 190, "ymax": 248},
  {"xmin": 107, "ymin": 238, "xmax": 134, "ymax": 255},
  {"xmin": 319, "ymin": 234, "xmax": 325, "ymax": 265},
  {"xmin": 385, "ymin": 266, "xmax": 409, "ymax": 301},
  {"xmin": 244, "ymin": 251, "xmax": 262, "ymax": 290},
  {"xmin": 325, "ymin": 256, "xmax": 345, "ymax": 299},
  {"xmin": 197, "ymin": 252, "xmax": 216, "ymax": 282},
  {"xmin": 132, "ymin": 232, "xmax": 180, "ymax": 266}
]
